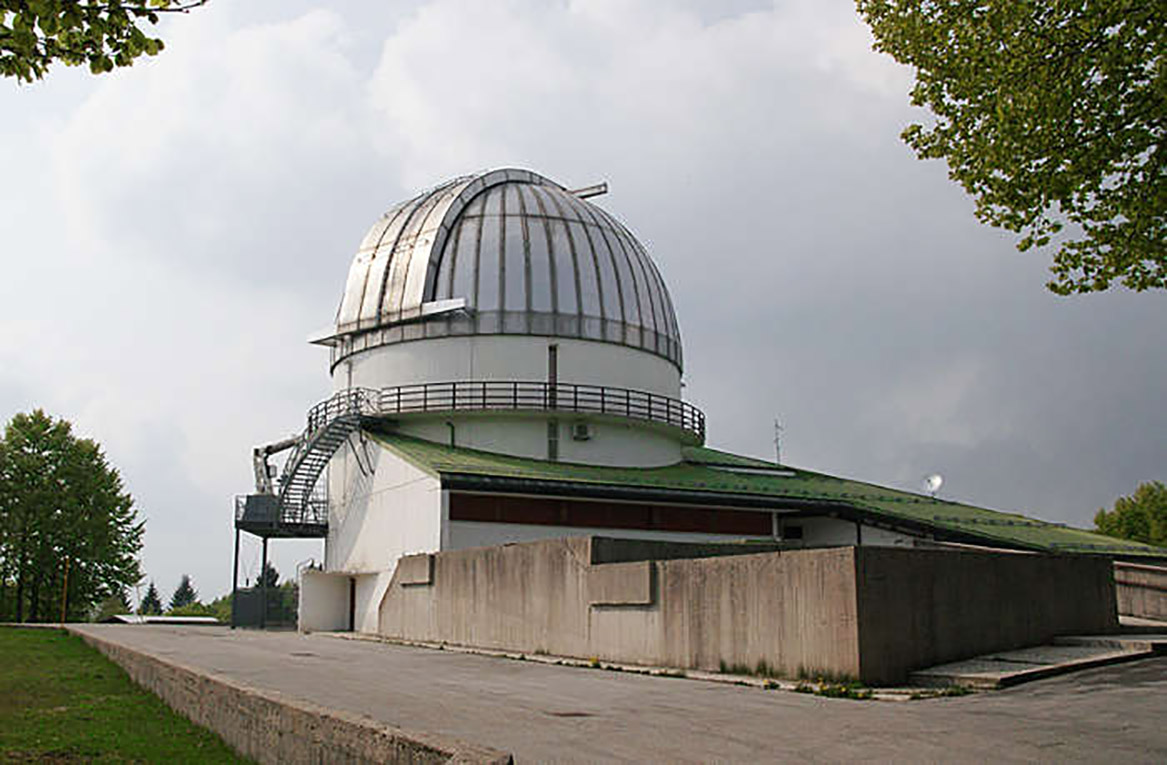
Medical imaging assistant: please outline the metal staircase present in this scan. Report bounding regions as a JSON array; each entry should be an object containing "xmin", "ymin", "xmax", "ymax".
[{"xmin": 237, "ymin": 388, "xmax": 378, "ymax": 538}]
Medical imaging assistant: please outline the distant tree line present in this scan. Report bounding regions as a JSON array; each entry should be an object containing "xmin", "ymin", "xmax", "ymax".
[
  {"xmin": 118, "ymin": 565, "xmax": 296, "ymax": 625},
  {"xmin": 1095, "ymin": 481, "xmax": 1167, "ymax": 549}
]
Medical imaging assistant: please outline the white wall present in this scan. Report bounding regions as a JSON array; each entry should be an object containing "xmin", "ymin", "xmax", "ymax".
[
  {"xmin": 352, "ymin": 573, "xmax": 391, "ymax": 634},
  {"xmin": 341, "ymin": 334, "xmax": 682, "ymax": 398},
  {"xmin": 447, "ymin": 520, "xmax": 773, "ymax": 551},
  {"xmin": 781, "ymin": 516, "xmax": 916, "ymax": 548},
  {"xmin": 325, "ymin": 437, "xmax": 444, "ymax": 632},
  {"xmin": 299, "ymin": 570, "xmax": 350, "ymax": 633},
  {"xmin": 859, "ymin": 524, "xmax": 917, "ymax": 547},
  {"xmin": 397, "ymin": 414, "xmax": 683, "ymax": 467}
]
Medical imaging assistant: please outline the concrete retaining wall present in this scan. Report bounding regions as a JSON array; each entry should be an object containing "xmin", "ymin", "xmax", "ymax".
[
  {"xmin": 378, "ymin": 537, "xmax": 1118, "ymax": 684},
  {"xmin": 1115, "ymin": 562, "xmax": 1167, "ymax": 620},
  {"xmin": 69, "ymin": 627, "xmax": 511, "ymax": 764},
  {"xmin": 855, "ymin": 548, "xmax": 1118, "ymax": 685}
]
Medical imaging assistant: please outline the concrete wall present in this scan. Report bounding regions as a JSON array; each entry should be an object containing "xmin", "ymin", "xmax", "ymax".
[
  {"xmin": 641, "ymin": 547, "xmax": 862, "ymax": 676},
  {"xmin": 377, "ymin": 537, "xmax": 1119, "ymax": 684},
  {"xmin": 325, "ymin": 442, "xmax": 443, "ymax": 632},
  {"xmin": 351, "ymin": 574, "xmax": 391, "ymax": 634},
  {"xmin": 299, "ymin": 570, "xmax": 351, "ymax": 632},
  {"xmin": 69, "ymin": 627, "xmax": 511, "ymax": 764},
  {"xmin": 854, "ymin": 548, "xmax": 1118, "ymax": 685},
  {"xmin": 378, "ymin": 539, "xmax": 858, "ymax": 679},
  {"xmin": 1115, "ymin": 561, "xmax": 1167, "ymax": 620}
]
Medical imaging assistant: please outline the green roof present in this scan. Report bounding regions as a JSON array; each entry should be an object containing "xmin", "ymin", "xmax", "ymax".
[{"xmin": 371, "ymin": 432, "xmax": 1165, "ymax": 559}]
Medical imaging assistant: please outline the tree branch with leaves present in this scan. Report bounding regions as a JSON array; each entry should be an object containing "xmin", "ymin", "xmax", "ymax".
[
  {"xmin": 1, "ymin": 0, "xmax": 207, "ymax": 82},
  {"xmin": 857, "ymin": 1, "xmax": 1165, "ymax": 294}
]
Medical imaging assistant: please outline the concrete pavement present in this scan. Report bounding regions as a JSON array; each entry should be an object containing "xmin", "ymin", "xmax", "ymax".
[{"xmin": 71, "ymin": 624, "xmax": 1167, "ymax": 763}]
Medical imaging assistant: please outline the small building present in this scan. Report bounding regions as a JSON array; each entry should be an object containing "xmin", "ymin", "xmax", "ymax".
[{"xmin": 235, "ymin": 168, "xmax": 1163, "ymax": 637}]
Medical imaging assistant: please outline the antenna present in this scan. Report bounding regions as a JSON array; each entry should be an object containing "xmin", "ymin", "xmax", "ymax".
[
  {"xmin": 773, "ymin": 419, "xmax": 784, "ymax": 465},
  {"xmin": 923, "ymin": 474, "xmax": 943, "ymax": 498}
]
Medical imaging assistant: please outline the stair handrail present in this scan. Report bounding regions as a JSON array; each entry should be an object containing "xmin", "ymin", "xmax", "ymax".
[{"xmin": 271, "ymin": 387, "xmax": 379, "ymax": 525}]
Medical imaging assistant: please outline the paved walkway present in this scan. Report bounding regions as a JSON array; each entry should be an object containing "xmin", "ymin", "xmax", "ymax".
[{"xmin": 73, "ymin": 625, "xmax": 1166, "ymax": 763}]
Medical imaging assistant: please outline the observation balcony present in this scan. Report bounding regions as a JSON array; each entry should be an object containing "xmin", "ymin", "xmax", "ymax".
[
  {"xmin": 237, "ymin": 382, "xmax": 704, "ymax": 539},
  {"xmin": 366, "ymin": 380, "xmax": 705, "ymax": 445}
]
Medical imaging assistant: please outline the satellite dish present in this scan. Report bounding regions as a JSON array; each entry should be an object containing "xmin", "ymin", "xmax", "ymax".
[{"xmin": 923, "ymin": 474, "xmax": 943, "ymax": 497}]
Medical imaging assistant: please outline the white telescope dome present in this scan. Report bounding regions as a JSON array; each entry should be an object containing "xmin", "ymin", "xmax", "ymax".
[{"xmin": 328, "ymin": 169, "xmax": 683, "ymax": 372}]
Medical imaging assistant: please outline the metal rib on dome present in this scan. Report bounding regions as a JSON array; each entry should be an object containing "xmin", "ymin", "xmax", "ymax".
[{"xmin": 328, "ymin": 169, "xmax": 682, "ymax": 370}]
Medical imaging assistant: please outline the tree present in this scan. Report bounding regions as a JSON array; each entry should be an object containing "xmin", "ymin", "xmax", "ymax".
[
  {"xmin": 169, "ymin": 573, "xmax": 196, "ymax": 611},
  {"xmin": 1094, "ymin": 481, "xmax": 1167, "ymax": 547},
  {"xmin": 260, "ymin": 561, "xmax": 279, "ymax": 589},
  {"xmin": 92, "ymin": 587, "xmax": 130, "ymax": 621},
  {"xmin": 1, "ymin": 0, "xmax": 207, "ymax": 83},
  {"xmin": 207, "ymin": 592, "xmax": 231, "ymax": 623},
  {"xmin": 0, "ymin": 409, "xmax": 143, "ymax": 622},
  {"xmin": 856, "ymin": 1, "xmax": 1165, "ymax": 294},
  {"xmin": 168, "ymin": 600, "xmax": 216, "ymax": 618},
  {"xmin": 138, "ymin": 580, "xmax": 162, "ymax": 615}
]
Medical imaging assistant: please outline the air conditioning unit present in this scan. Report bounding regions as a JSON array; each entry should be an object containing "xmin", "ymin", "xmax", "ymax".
[{"xmin": 571, "ymin": 421, "xmax": 593, "ymax": 441}]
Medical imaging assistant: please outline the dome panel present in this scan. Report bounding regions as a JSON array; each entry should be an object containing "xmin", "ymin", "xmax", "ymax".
[{"xmin": 331, "ymin": 169, "xmax": 683, "ymax": 370}]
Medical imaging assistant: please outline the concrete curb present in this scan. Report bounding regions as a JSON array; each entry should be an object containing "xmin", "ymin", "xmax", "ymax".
[{"xmin": 66, "ymin": 626, "xmax": 513, "ymax": 764}]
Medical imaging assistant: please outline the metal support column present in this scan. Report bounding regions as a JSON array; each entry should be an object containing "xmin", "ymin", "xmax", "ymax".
[
  {"xmin": 230, "ymin": 527, "xmax": 240, "ymax": 629},
  {"xmin": 259, "ymin": 536, "xmax": 268, "ymax": 630}
]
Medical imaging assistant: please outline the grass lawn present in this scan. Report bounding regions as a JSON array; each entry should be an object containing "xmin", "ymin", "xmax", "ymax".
[{"xmin": 0, "ymin": 627, "xmax": 247, "ymax": 762}]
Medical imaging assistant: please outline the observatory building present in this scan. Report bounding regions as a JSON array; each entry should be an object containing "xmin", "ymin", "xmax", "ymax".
[{"xmin": 235, "ymin": 168, "xmax": 1161, "ymax": 637}]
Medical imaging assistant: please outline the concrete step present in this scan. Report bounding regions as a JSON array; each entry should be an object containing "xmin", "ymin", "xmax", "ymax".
[
  {"xmin": 1118, "ymin": 615, "xmax": 1167, "ymax": 633},
  {"xmin": 910, "ymin": 641, "xmax": 1157, "ymax": 690},
  {"xmin": 1053, "ymin": 634, "xmax": 1167, "ymax": 653}
]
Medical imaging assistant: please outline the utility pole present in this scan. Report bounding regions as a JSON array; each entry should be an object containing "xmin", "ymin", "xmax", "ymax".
[{"xmin": 59, "ymin": 555, "xmax": 70, "ymax": 624}]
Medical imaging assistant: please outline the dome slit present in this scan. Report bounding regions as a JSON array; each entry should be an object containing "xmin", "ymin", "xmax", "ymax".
[
  {"xmin": 376, "ymin": 184, "xmax": 443, "ymax": 323},
  {"xmin": 597, "ymin": 208, "xmax": 648, "ymax": 349},
  {"xmin": 476, "ymin": 206, "xmax": 502, "ymax": 315},
  {"xmin": 542, "ymin": 187, "xmax": 586, "ymax": 334},
  {"xmin": 572, "ymin": 195, "xmax": 627, "ymax": 338},
  {"xmin": 514, "ymin": 181, "xmax": 535, "ymax": 318},
  {"xmin": 357, "ymin": 202, "xmax": 413, "ymax": 327},
  {"xmin": 530, "ymin": 185, "xmax": 566, "ymax": 318}
]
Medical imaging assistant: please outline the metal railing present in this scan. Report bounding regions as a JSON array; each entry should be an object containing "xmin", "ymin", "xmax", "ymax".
[
  {"xmin": 234, "ymin": 492, "xmax": 329, "ymax": 532},
  {"xmin": 239, "ymin": 380, "xmax": 703, "ymax": 538},
  {"xmin": 373, "ymin": 380, "xmax": 704, "ymax": 443},
  {"xmin": 305, "ymin": 387, "xmax": 380, "ymax": 434}
]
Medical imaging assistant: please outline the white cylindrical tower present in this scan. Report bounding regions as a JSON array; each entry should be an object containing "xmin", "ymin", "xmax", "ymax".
[{"xmin": 312, "ymin": 168, "xmax": 700, "ymax": 467}]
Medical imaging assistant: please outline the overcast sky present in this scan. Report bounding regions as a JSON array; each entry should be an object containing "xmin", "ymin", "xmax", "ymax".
[{"xmin": 2, "ymin": 0, "xmax": 1164, "ymax": 605}]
